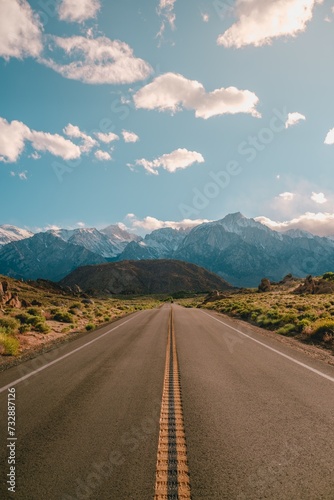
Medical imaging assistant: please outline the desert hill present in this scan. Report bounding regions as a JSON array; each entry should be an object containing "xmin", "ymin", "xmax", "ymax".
[{"xmin": 60, "ymin": 259, "xmax": 233, "ymax": 295}]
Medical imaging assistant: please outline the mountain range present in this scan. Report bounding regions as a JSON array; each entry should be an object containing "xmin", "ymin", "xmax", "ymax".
[{"xmin": 1, "ymin": 214, "xmax": 334, "ymax": 286}]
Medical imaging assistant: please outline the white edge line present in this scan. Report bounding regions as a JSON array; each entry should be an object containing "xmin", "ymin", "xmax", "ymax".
[
  {"xmin": 0, "ymin": 314, "xmax": 140, "ymax": 394},
  {"xmin": 201, "ymin": 310, "xmax": 334, "ymax": 384}
]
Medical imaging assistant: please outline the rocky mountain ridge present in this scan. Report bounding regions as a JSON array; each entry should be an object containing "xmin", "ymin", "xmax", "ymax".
[{"xmin": 1, "ymin": 214, "xmax": 334, "ymax": 286}]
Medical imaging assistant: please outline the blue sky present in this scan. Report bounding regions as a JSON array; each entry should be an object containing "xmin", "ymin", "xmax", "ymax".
[{"xmin": 1, "ymin": 0, "xmax": 334, "ymax": 236}]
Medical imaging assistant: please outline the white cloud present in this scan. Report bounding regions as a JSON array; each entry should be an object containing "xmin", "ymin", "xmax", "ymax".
[
  {"xmin": 279, "ymin": 191, "xmax": 295, "ymax": 201},
  {"xmin": 217, "ymin": 0, "xmax": 323, "ymax": 48},
  {"xmin": 58, "ymin": 0, "xmax": 101, "ymax": 23},
  {"xmin": 122, "ymin": 130, "xmax": 139, "ymax": 143},
  {"xmin": 125, "ymin": 214, "xmax": 209, "ymax": 233},
  {"xmin": 94, "ymin": 132, "xmax": 119, "ymax": 143},
  {"xmin": 285, "ymin": 112, "xmax": 306, "ymax": 128},
  {"xmin": 311, "ymin": 192, "xmax": 327, "ymax": 204},
  {"xmin": 0, "ymin": 117, "xmax": 81, "ymax": 163},
  {"xmin": 63, "ymin": 123, "xmax": 97, "ymax": 152},
  {"xmin": 30, "ymin": 151, "xmax": 41, "ymax": 160},
  {"xmin": 0, "ymin": 0, "xmax": 43, "ymax": 60},
  {"xmin": 0, "ymin": 118, "xmax": 30, "ymax": 162},
  {"xmin": 95, "ymin": 150, "xmax": 111, "ymax": 161},
  {"xmin": 133, "ymin": 148, "xmax": 204, "ymax": 175},
  {"xmin": 201, "ymin": 13, "xmax": 209, "ymax": 22},
  {"xmin": 324, "ymin": 128, "xmax": 334, "ymax": 145},
  {"xmin": 76, "ymin": 221, "xmax": 86, "ymax": 228},
  {"xmin": 27, "ymin": 130, "xmax": 81, "ymax": 160},
  {"xmin": 40, "ymin": 36, "xmax": 152, "ymax": 85},
  {"xmin": 10, "ymin": 170, "xmax": 28, "ymax": 180},
  {"xmin": 18, "ymin": 171, "xmax": 28, "ymax": 181},
  {"xmin": 157, "ymin": 0, "xmax": 177, "ymax": 41},
  {"xmin": 134, "ymin": 72, "xmax": 260, "ymax": 119},
  {"xmin": 256, "ymin": 212, "xmax": 334, "ymax": 237}
]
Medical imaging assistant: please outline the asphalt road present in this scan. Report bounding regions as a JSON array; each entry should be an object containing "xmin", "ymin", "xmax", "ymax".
[{"xmin": 0, "ymin": 304, "xmax": 334, "ymax": 499}]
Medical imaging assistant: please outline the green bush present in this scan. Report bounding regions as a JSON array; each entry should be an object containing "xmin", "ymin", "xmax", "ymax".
[
  {"xmin": 27, "ymin": 307, "xmax": 41, "ymax": 316},
  {"xmin": 322, "ymin": 272, "xmax": 334, "ymax": 281},
  {"xmin": 277, "ymin": 324, "xmax": 297, "ymax": 336},
  {"xmin": 29, "ymin": 315, "xmax": 46, "ymax": 327},
  {"xmin": 0, "ymin": 317, "xmax": 19, "ymax": 334},
  {"xmin": 53, "ymin": 311, "xmax": 73, "ymax": 323},
  {"xmin": 297, "ymin": 318, "xmax": 311, "ymax": 332},
  {"xmin": 15, "ymin": 313, "xmax": 31, "ymax": 324},
  {"xmin": 18, "ymin": 324, "xmax": 30, "ymax": 334},
  {"xmin": 309, "ymin": 319, "xmax": 334, "ymax": 341},
  {"xmin": 0, "ymin": 333, "xmax": 19, "ymax": 356},
  {"xmin": 34, "ymin": 321, "xmax": 50, "ymax": 334},
  {"xmin": 85, "ymin": 323, "xmax": 95, "ymax": 331}
]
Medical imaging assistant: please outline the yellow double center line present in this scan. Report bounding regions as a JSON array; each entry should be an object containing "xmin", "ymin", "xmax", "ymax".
[{"xmin": 154, "ymin": 307, "xmax": 191, "ymax": 499}]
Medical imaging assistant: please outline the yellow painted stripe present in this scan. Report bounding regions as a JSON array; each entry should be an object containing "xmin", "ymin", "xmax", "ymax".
[{"xmin": 154, "ymin": 307, "xmax": 191, "ymax": 499}]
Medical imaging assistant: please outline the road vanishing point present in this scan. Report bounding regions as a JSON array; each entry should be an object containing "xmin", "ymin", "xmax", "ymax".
[{"xmin": 1, "ymin": 304, "xmax": 334, "ymax": 499}]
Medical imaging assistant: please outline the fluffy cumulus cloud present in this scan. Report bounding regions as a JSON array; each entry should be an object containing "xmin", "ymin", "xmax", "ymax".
[
  {"xmin": 311, "ymin": 192, "xmax": 327, "ymax": 204},
  {"xmin": 122, "ymin": 130, "xmax": 139, "ymax": 143},
  {"xmin": 94, "ymin": 150, "xmax": 111, "ymax": 161},
  {"xmin": 0, "ymin": 0, "xmax": 43, "ymax": 60},
  {"xmin": 58, "ymin": 0, "xmax": 101, "ymax": 23},
  {"xmin": 134, "ymin": 72, "xmax": 260, "ymax": 119},
  {"xmin": 0, "ymin": 118, "xmax": 30, "ymax": 162},
  {"xmin": 94, "ymin": 132, "xmax": 119, "ymax": 143},
  {"xmin": 217, "ymin": 0, "xmax": 323, "ymax": 48},
  {"xmin": 324, "ymin": 128, "xmax": 334, "ymax": 145},
  {"xmin": 125, "ymin": 214, "xmax": 209, "ymax": 233},
  {"xmin": 256, "ymin": 212, "xmax": 334, "ymax": 237},
  {"xmin": 63, "ymin": 124, "xmax": 97, "ymax": 152},
  {"xmin": 0, "ymin": 117, "xmax": 81, "ymax": 163},
  {"xmin": 40, "ymin": 36, "xmax": 153, "ymax": 85},
  {"xmin": 285, "ymin": 112, "xmax": 306, "ymax": 128},
  {"xmin": 132, "ymin": 148, "xmax": 204, "ymax": 175}
]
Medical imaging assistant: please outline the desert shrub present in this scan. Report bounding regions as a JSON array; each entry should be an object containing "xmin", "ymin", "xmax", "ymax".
[
  {"xmin": 69, "ymin": 302, "xmax": 82, "ymax": 310},
  {"xmin": 0, "ymin": 317, "xmax": 19, "ymax": 334},
  {"xmin": 85, "ymin": 323, "xmax": 94, "ymax": 331},
  {"xmin": 104, "ymin": 316, "xmax": 111, "ymax": 322},
  {"xmin": 277, "ymin": 324, "xmax": 297, "ymax": 336},
  {"xmin": 16, "ymin": 313, "xmax": 31, "ymax": 324},
  {"xmin": 27, "ymin": 315, "xmax": 45, "ymax": 327},
  {"xmin": 27, "ymin": 307, "xmax": 41, "ymax": 316},
  {"xmin": 34, "ymin": 321, "xmax": 50, "ymax": 334},
  {"xmin": 53, "ymin": 311, "xmax": 73, "ymax": 323},
  {"xmin": 309, "ymin": 319, "xmax": 334, "ymax": 341},
  {"xmin": 18, "ymin": 324, "xmax": 30, "ymax": 334},
  {"xmin": 323, "ymin": 272, "xmax": 334, "ymax": 281},
  {"xmin": 297, "ymin": 318, "xmax": 311, "ymax": 332},
  {"xmin": 0, "ymin": 333, "xmax": 19, "ymax": 356}
]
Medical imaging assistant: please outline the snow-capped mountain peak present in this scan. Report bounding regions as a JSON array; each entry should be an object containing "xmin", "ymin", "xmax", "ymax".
[{"xmin": 0, "ymin": 225, "xmax": 33, "ymax": 245}]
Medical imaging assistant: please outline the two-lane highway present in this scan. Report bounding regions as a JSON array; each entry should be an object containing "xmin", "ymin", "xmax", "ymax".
[{"xmin": 1, "ymin": 304, "xmax": 334, "ymax": 499}]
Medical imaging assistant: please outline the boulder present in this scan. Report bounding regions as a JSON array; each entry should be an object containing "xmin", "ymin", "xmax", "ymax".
[{"xmin": 258, "ymin": 278, "xmax": 271, "ymax": 292}]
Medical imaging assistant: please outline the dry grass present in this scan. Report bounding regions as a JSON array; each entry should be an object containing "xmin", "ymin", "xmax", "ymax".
[
  {"xmin": 198, "ymin": 291, "xmax": 334, "ymax": 351},
  {"xmin": 0, "ymin": 275, "xmax": 162, "ymax": 357}
]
